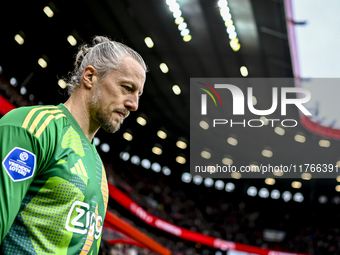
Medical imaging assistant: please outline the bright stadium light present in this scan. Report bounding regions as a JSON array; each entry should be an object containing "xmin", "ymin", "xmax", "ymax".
[
  {"xmin": 176, "ymin": 140, "xmax": 187, "ymax": 149},
  {"xmin": 141, "ymin": 159, "xmax": 151, "ymax": 169},
  {"xmin": 58, "ymin": 79, "xmax": 66, "ymax": 89},
  {"xmin": 38, "ymin": 58, "xmax": 47, "ymax": 68},
  {"xmin": 225, "ymin": 182, "xmax": 235, "ymax": 192},
  {"xmin": 227, "ymin": 137, "xmax": 238, "ymax": 146},
  {"xmin": 199, "ymin": 120, "xmax": 209, "ymax": 130},
  {"xmin": 157, "ymin": 130, "xmax": 167, "ymax": 139},
  {"xmin": 271, "ymin": 189, "xmax": 280, "ymax": 199},
  {"xmin": 193, "ymin": 175, "xmax": 203, "ymax": 185},
  {"xmin": 275, "ymin": 126, "xmax": 285, "ymax": 136},
  {"xmin": 282, "ymin": 191, "xmax": 292, "ymax": 202},
  {"xmin": 180, "ymin": 28, "xmax": 190, "ymax": 37},
  {"xmin": 151, "ymin": 162, "xmax": 161, "ymax": 172},
  {"xmin": 181, "ymin": 172, "xmax": 192, "ymax": 183},
  {"xmin": 131, "ymin": 155, "xmax": 140, "ymax": 165},
  {"xmin": 94, "ymin": 137, "xmax": 100, "ymax": 146},
  {"xmin": 176, "ymin": 155, "xmax": 186, "ymax": 164},
  {"xmin": 10, "ymin": 78, "xmax": 17, "ymax": 86},
  {"xmin": 123, "ymin": 132, "xmax": 133, "ymax": 141},
  {"xmin": 204, "ymin": 178, "xmax": 214, "ymax": 187},
  {"xmin": 201, "ymin": 150, "xmax": 211, "ymax": 159},
  {"xmin": 178, "ymin": 22, "xmax": 187, "ymax": 31},
  {"xmin": 319, "ymin": 195, "xmax": 328, "ymax": 204},
  {"xmin": 258, "ymin": 188, "xmax": 269, "ymax": 198},
  {"xmin": 319, "ymin": 139, "xmax": 330, "ymax": 147},
  {"xmin": 137, "ymin": 116, "xmax": 147, "ymax": 126},
  {"xmin": 67, "ymin": 35, "xmax": 77, "ymax": 46},
  {"xmin": 14, "ymin": 34, "xmax": 24, "ymax": 45},
  {"xmin": 215, "ymin": 180, "xmax": 225, "ymax": 190},
  {"xmin": 119, "ymin": 151, "xmax": 130, "ymax": 161},
  {"xmin": 159, "ymin": 63, "xmax": 169, "ymax": 73},
  {"xmin": 183, "ymin": 34, "xmax": 192, "ymax": 42},
  {"xmin": 144, "ymin": 37, "xmax": 154, "ymax": 48},
  {"xmin": 172, "ymin": 85, "xmax": 181, "ymax": 95},
  {"xmin": 43, "ymin": 6, "xmax": 54, "ymax": 17},
  {"xmin": 265, "ymin": 178, "xmax": 275, "ymax": 185},
  {"xmin": 175, "ymin": 17, "xmax": 184, "ymax": 24},
  {"xmin": 231, "ymin": 172, "xmax": 241, "ymax": 179},
  {"xmin": 100, "ymin": 143, "xmax": 110, "ymax": 152},
  {"xmin": 247, "ymin": 186, "xmax": 257, "ymax": 197},
  {"xmin": 295, "ymin": 134, "xmax": 306, "ymax": 143},
  {"xmin": 293, "ymin": 192, "xmax": 304, "ymax": 202},
  {"xmin": 166, "ymin": 0, "xmax": 192, "ymax": 41},
  {"xmin": 152, "ymin": 146, "xmax": 162, "ymax": 155},
  {"xmin": 162, "ymin": 166, "xmax": 171, "ymax": 175}
]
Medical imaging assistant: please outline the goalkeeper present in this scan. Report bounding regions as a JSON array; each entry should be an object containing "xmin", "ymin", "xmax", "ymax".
[{"xmin": 0, "ymin": 36, "xmax": 147, "ymax": 254}]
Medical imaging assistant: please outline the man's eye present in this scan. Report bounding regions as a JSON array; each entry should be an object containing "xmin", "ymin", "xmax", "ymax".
[{"xmin": 123, "ymin": 86, "xmax": 132, "ymax": 92}]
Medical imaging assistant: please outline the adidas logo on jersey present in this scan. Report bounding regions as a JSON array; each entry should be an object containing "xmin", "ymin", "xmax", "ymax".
[{"xmin": 70, "ymin": 158, "xmax": 88, "ymax": 179}]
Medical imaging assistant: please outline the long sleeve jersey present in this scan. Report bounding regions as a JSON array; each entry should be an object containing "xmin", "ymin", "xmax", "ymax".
[{"xmin": 0, "ymin": 104, "xmax": 108, "ymax": 255}]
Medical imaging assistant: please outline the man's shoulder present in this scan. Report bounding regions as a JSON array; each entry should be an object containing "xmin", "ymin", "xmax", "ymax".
[
  {"xmin": 0, "ymin": 104, "xmax": 68, "ymax": 139},
  {"xmin": 1, "ymin": 105, "xmax": 58, "ymax": 125}
]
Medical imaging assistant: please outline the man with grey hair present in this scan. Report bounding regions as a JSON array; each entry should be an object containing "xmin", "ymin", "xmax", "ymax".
[{"xmin": 0, "ymin": 36, "xmax": 147, "ymax": 254}]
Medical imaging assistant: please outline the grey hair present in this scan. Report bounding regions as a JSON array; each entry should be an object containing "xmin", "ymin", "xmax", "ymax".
[{"xmin": 66, "ymin": 35, "xmax": 147, "ymax": 96}]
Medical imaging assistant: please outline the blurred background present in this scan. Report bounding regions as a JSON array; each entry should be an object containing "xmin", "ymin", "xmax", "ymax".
[{"xmin": 1, "ymin": 0, "xmax": 340, "ymax": 254}]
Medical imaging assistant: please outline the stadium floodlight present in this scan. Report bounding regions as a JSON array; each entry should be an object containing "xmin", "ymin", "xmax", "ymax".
[
  {"xmin": 94, "ymin": 137, "xmax": 100, "ymax": 146},
  {"xmin": 131, "ymin": 155, "xmax": 140, "ymax": 165},
  {"xmin": 10, "ymin": 77, "xmax": 17, "ymax": 86},
  {"xmin": 247, "ymin": 186, "xmax": 257, "ymax": 197},
  {"xmin": 172, "ymin": 85, "xmax": 181, "ymax": 95},
  {"xmin": 270, "ymin": 189, "xmax": 280, "ymax": 199},
  {"xmin": 193, "ymin": 175, "xmax": 203, "ymax": 185},
  {"xmin": 20, "ymin": 87, "xmax": 27, "ymax": 95},
  {"xmin": 204, "ymin": 178, "xmax": 214, "ymax": 187},
  {"xmin": 225, "ymin": 182, "xmax": 235, "ymax": 192},
  {"xmin": 141, "ymin": 159, "xmax": 151, "ymax": 169},
  {"xmin": 258, "ymin": 188, "xmax": 269, "ymax": 198},
  {"xmin": 181, "ymin": 172, "xmax": 192, "ymax": 183},
  {"xmin": 319, "ymin": 195, "xmax": 328, "ymax": 204},
  {"xmin": 162, "ymin": 166, "xmax": 171, "ymax": 175},
  {"xmin": 293, "ymin": 192, "xmax": 304, "ymax": 202},
  {"xmin": 100, "ymin": 143, "xmax": 110, "ymax": 153},
  {"xmin": 215, "ymin": 180, "xmax": 225, "ymax": 190},
  {"xmin": 282, "ymin": 191, "xmax": 292, "ymax": 202},
  {"xmin": 332, "ymin": 196, "xmax": 340, "ymax": 205},
  {"xmin": 151, "ymin": 162, "xmax": 161, "ymax": 172},
  {"xmin": 119, "ymin": 151, "xmax": 130, "ymax": 161}
]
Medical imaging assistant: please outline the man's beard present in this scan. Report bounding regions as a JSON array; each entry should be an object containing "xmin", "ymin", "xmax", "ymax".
[{"xmin": 89, "ymin": 86, "xmax": 123, "ymax": 133}]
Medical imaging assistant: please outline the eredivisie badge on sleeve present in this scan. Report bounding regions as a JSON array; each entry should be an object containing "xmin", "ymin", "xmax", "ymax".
[{"xmin": 2, "ymin": 147, "xmax": 36, "ymax": 182}]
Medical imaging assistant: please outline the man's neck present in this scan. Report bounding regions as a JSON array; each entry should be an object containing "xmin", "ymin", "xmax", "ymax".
[{"xmin": 64, "ymin": 93, "xmax": 99, "ymax": 141}]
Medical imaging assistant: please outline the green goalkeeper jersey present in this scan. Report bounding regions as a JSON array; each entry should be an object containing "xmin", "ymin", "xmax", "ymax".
[{"xmin": 0, "ymin": 104, "xmax": 108, "ymax": 255}]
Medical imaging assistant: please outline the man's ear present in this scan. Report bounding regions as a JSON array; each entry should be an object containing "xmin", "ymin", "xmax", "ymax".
[{"xmin": 82, "ymin": 66, "xmax": 97, "ymax": 89}]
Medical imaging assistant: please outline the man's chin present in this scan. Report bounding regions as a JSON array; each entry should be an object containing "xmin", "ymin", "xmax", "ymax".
[{"xmin": 101, "ymin": 121, "xmax": 121, "ymax": 133}]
